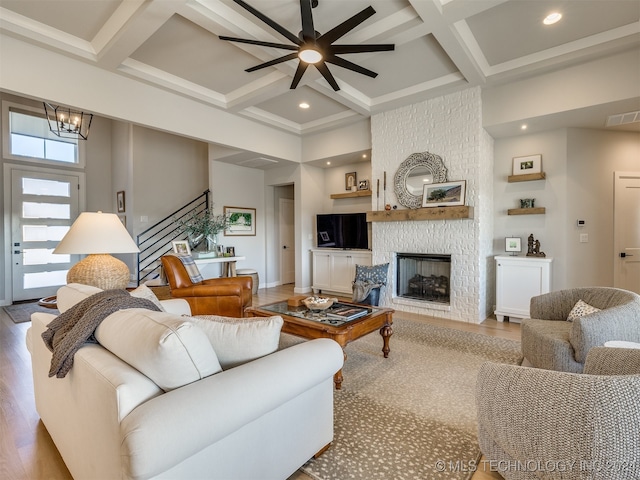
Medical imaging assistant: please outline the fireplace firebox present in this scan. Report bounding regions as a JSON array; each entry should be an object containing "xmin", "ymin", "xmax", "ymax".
[{"xmin": 396, "ymin": 253, "xmax": 451, "ymax": 304}]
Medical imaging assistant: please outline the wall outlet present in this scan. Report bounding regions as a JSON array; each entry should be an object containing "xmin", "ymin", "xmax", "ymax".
[
  {"xmin": 580, "ymin": 233, "xmax": 588, "ymax": 243},
  {"xmin": 140, "ymin": 215, "xmax": 148, "ymax": 223}
]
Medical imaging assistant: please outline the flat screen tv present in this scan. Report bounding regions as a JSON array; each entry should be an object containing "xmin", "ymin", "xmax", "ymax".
[{"xmin": 316, "ymin": 213, "xmax": 368, "ymax": 250}]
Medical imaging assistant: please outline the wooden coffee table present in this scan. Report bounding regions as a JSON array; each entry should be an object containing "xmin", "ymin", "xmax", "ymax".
[{"xmin": 246, "ymin": 301, "xmax": 394, "ymax": 389}]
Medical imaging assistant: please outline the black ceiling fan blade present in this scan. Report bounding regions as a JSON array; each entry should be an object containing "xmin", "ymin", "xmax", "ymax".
[
  {"xmin": 290, "ymin": 62, "xmax": 309, "ymax": 89},
  {"xmin": 331, "ymin": 44, "xmax": 395, "ymax": 54},
  {"xmin": 315, "ymin": 61, "xmax": 340, "ymax": 91},
  {"xmin": 245, "ymin": 52, "xmax": 299, "ymax": 72},
  {"xmin": 326, "ymin": 55, "xmax": 377, "ymax": 78},
  {"xmin": 300, "ymin": 0, "xmax": 316, "ymax": 42},
  {"xmin": 232, "ymin": 0, "xmax": 301, "ymax": 46},
  {"xmin": 318, "ymin": 6, "xmax": 375, "ymax": 46},
  {"xmin": 219, "ymin": 36, "xmax": 299, "ymax": 51}
]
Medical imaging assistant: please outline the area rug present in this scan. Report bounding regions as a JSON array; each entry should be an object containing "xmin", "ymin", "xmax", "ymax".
[
  {"xmin": 284, "ymin": 318, "xmax": 523, "ymax": 480},
  {"xmin": 3, "ymin": 301, "xmax": 58, "ymax": 324}
]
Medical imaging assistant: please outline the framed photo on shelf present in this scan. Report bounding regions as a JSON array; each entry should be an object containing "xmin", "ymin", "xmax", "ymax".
[
  {"xmin": 358, "ymin": 179, "xmax": 369, "ymax": 190},
  {"xmin": 505, "ymin": 237, "xmax": 522, "ymax": 255},
  {"xmin": 345, "ymin": 172, "xmax": 357, "ymax": 191},
  {"xmin": 224, "ymin": 206, "xmax": 256, "ymax": 236},
  {"xmin": 172, "ymin": 240, "xmax": 190, "ymax": 255},
  {"xmin": 512, "ymin": 154, "xmax": 542, "ymax": 176},
  {"xmin": 116, "ymin": 191, "xmax": 125, "ymax": 213},
  {"xmin": 422, "ymin": 180, "xmax": 466, "ymax": 208}
]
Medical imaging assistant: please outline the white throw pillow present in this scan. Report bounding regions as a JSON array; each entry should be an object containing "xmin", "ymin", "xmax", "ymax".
[
  {"xmin": 188, "ymin": 315, "xmax": 284, "ymax": 369},
  {"xmin": 56, "ymin": 283, "xmax": 103, "ymax": 313},
  {"xmin": 567, "ymin": 299, "xmax": 601, "ymax": 321},
  {"xmin": 129, "ymin": 284, "xmax": 165, "ymax": 311},
  {"xmin": 95, "ymin": 309, "xmax": 222, "ymax": 391}
]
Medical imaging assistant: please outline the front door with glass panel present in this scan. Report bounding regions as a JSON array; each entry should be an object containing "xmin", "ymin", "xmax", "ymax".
[{"xmin": 11, "ymin": 169, "xmax": 80, "ymax": 301}]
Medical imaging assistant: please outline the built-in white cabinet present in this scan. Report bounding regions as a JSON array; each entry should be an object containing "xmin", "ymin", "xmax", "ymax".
[
  {"xmin": 311, "ymin": 249, "xmax": 372, "ymax": 295},
  {"xmin": 494, "ymin": 255, "xmax": 553, "ymax": 323}
]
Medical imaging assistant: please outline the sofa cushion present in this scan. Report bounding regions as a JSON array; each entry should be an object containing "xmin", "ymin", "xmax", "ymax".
[
  {"xmin": 567, "ymin": 299, "xmax": 601, "ymax": 322},
  {"xmin": 56, "ymin": 283, "xmax": 102, "ymax": 313},
  {"xmin": 129, "ymin": 284, "xmax": 165, "ymax": 311},
  {"xmin": 188, "ymin": 315, "xmax": 284, "ymax": 369},
  {"xmin": 95, "ymin": 309, "xmax": 222, "ymax": 391}
]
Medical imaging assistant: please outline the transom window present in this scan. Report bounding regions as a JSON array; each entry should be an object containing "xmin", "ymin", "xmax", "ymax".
[{"xmin": 2, "ymin": 101, "xmax": 85, "ymax": 167}]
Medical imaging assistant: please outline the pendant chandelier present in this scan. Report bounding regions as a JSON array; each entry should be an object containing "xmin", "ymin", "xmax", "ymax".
[{"xmin": 43, "ymin": 102, "xmax": 93, "ymax": 140}]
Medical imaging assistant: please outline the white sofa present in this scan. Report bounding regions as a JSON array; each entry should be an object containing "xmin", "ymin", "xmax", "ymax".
[{"xmin": 27, "ymin": 285, "xmax": 344, "ymax": 480}]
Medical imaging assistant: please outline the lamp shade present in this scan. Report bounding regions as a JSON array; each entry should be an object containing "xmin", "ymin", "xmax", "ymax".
[
  {"xmin": 54, "ymin": 212, "xmax": 139, "ymax": 255},
  {"xmin": 54, "ymin": 212, "xmax": 139, "ymax": 290}
]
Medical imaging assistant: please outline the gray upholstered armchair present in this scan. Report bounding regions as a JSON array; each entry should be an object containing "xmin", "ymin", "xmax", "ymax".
[
  {"xmin": 476, "ymin": 347, "xmax": 640, "ymax": 480},
  {"xmin": 521, "ymin": 287, "xmax": 640, "ymax": 372}
]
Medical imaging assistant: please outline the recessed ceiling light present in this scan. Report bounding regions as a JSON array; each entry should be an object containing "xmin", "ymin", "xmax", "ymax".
[
  {"xmin": 362, "ymin": 154, "xmax": 367, "ymax": 158},
  {"xmin": 299, "ymin": 102, "xmax": 310, "ymax": 109},
  {"xmin": 326, "ymin": 161, "xmax": 331, "ymax": 165},
  {"xmin": 521, "ymin": 124, "xmax": 528, "ymax": 130},
  {"xmin": 543, "ymin": 12, "xmax": 562, "ymax": 25}
]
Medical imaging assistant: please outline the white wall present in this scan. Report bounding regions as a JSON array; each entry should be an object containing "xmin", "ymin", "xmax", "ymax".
[
  {"xmin": 132, "ymin": 125, "xmax": 208, "ymax": 234},
  {"xmin": 0, "ymin": 34, "xmax": 302, "ymax": 163},
  {"xmin": 565, "ymin": 128, "xmax": 640, "ymax": 287},
  {"xmin": 210, "ymin": 160, "xmax": 266, "ymax": 283},
  {"xmin": 493, "ymin": 129, "xmax": 569, "ymax": 289},
  {"xmin": 483, "ymin": 49, "xmax": 640, "ymax": 130},
  {"xmin": 323, "ymin": 162, "xmax": 372, "ymax": 213},
  {"xmin": 493, "ymin": 128, "xmax": 640, "ymax": 290}
]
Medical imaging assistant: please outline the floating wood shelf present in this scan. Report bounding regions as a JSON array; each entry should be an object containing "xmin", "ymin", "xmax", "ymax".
[
  {"xmin": 507, "ymin": 207, "xmax": 546, "ymax": 215},
  {"xmin": 367, "ymin": 205, "xmax": 474, "ymax": 222},
  {"xmin": 507, "ymin": 172, "xmax": 546, "ymax": 183},
  {"xmin": 330, "ymin": 189, "xmax": 372, "ymax": 199}
]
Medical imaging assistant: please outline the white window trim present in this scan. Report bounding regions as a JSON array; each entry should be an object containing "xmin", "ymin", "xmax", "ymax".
[{"xmin": 2, "ymin": 100, "xmax": 87, "ymax": 168}]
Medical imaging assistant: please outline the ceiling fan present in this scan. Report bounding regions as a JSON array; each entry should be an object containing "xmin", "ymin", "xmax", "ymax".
[{"xmin": 219, "ymin": 0, "xmax": 394, "ymax": 91}]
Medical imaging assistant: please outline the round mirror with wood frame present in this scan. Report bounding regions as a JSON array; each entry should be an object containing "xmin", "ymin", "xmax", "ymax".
[{"xmin": 394, "ymin": 152, "xmax": 448, "ymax": 209}]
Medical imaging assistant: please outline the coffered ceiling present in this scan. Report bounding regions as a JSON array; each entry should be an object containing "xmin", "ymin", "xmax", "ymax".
[{"xmin": 1, "ymin": 0, "xmax": 639, "ymax": 140}]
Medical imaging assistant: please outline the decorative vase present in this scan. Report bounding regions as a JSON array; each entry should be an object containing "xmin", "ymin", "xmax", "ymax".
[
  {"xmin": 188, "ymin": 233, "xmax": 204, "ymax": 250},
  {"xmin": 206, "ymin": 234, "xmax": 218, "ymax": 254}
]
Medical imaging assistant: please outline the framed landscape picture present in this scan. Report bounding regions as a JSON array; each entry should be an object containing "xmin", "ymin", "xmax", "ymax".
[
  {"xmin": 224, "ymin": 206, "xmax": 256, "ymax": 236},
  {"xmin": 512, "ymin": 154, "xmax": 542, "ymax": 175},
  {"xmin": 422, "ymin": 180, "xmax": 466, "ymax": 208},
  {"xmin": 505, "ymin": 237, "xmax": 522, "ymax": 255}
]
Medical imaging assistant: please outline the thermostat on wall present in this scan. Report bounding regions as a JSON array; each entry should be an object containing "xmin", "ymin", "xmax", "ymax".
[{"xmin": 577, "ymin": 220, "xmax": 586, "ymax": 227}]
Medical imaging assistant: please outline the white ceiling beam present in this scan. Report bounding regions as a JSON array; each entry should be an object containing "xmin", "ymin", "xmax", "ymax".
[
  {"xmin": 95, "ymin": 0, "xmax": 184, "ymax": 69},
  {"xmin": 0, "ymin": 7, "xmax": 96, "ymax": 60},
  {"xmin": 408, "ymin": 0, "xmax": 486, "ymax": 87}
]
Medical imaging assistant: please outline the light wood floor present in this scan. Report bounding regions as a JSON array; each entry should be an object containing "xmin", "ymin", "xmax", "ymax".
[{"xmin": 1, "ymin": 284, "xmax": 515, "ymax": 479}]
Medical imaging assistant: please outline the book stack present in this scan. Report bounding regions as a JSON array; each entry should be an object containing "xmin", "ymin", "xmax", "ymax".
[{"xmin": 326, "ymin": 303, "xmax": 370, "ymax": 321}]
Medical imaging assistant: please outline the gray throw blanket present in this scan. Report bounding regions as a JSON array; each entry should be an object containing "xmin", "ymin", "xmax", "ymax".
[
  {"xmin": 42, "ymin": 289, "xmax": 161, "ymax": 378},
  {"xmin": 352, "ymin": 280, "xmax": 381, "ymax": 303}
]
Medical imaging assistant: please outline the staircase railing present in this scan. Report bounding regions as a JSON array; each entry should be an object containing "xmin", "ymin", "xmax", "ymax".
[{"xmin": 136, "ymin": 189, "xmax": 210, "ymax": 285}]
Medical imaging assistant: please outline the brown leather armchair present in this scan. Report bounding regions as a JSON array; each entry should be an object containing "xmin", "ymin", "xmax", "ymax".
[{"xmin": 161, "ymin": 255, "xmax": 252, "ymax": 317}]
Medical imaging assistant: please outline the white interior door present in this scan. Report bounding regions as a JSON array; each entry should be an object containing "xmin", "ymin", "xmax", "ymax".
[
  {"xmin": 10, "ymin": 168, "xmax": 80, "ymax": 301},
  {"xmin": 614, "ymin": 172, "xmax": 640, "ymax": 294},
  {"xmin": 279, "ymin": 198, "xmax": 295, "ymax": 285}
]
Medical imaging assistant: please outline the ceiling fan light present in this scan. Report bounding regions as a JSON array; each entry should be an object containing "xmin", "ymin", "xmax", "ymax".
[{"xmin": 299, "ymin": 48, "xmax": 323, "ymax": 64}]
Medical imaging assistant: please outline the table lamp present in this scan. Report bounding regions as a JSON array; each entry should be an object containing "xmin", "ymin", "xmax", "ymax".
[{"xmin": 54, "ymin": 211, "xmax": 139, "ymax": 290}]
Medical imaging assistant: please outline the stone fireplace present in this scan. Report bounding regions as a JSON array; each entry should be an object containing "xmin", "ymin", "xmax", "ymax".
[{"xmin": 396, "ymin": 253, "xmax": 451, "ymax": 304}]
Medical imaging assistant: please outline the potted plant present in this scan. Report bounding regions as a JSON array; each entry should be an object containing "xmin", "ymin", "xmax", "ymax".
[{"xmin": 175, "ymin": 205, "xmax": 229, "ymax": 254}]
